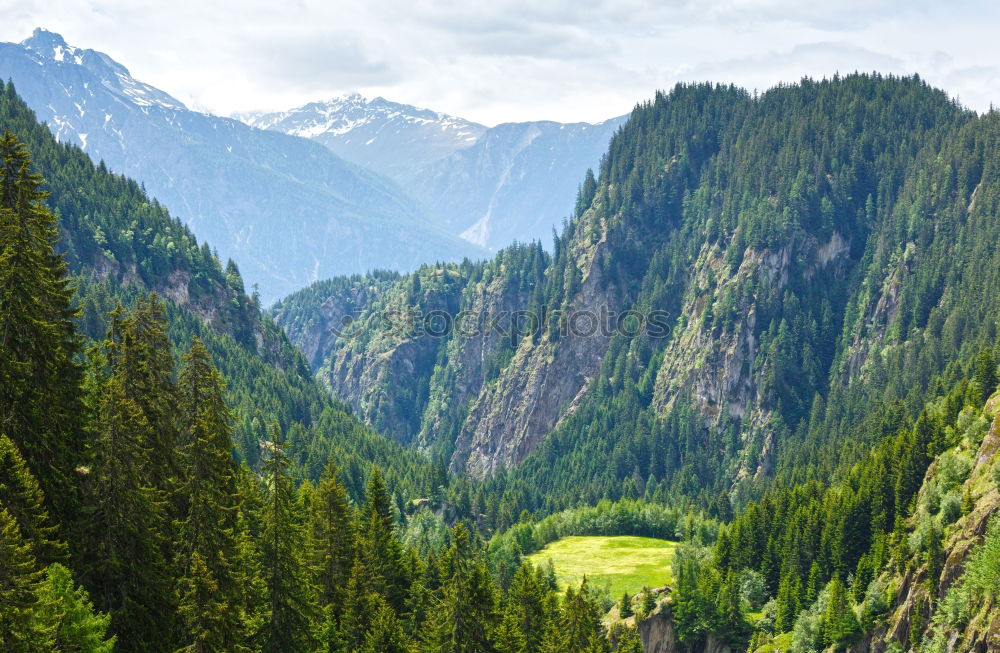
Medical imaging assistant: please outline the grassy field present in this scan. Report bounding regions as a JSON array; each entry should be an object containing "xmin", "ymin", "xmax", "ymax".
[{"xmin": 525, "ymin": 536, "xmax": 677, "ymax": 599}]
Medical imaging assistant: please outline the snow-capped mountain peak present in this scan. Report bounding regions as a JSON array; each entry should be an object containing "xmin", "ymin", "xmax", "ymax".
[
  {"xmin": 17, "ymin": 28, "xmax": 186, "ymax": 113},
  {"xmin": 239, "ymin": 94, "xmax": 487, "ymax": 180},
  {"xmin": 22, "ymin": 28, "xmax": 77, "ymax": 62}
]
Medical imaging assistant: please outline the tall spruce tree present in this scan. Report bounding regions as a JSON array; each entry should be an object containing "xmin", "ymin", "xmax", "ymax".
[
  {"xmin": 358, "ymin": 468, "xmax": 409, "ymax": 613},
  {"xmin": 504, "ymin": 561, "xmax": 551, "ymax": 653},
  {"xmin": 261, "ymin": 423, "xmax": 316, "ymax": 653},
  {"xmin": 0, "ymin": 132, "xmax": 85, "ymax": 531},
  {"xmin": 307, "ymin": 460, "xmax": 356, "ymax": 620},
  {"xmin": 80, "ymin": 370, "xmax": 172, "ymax": 651},
  {"xmin": 615, "ymin": 627, "xmax": 643, "ymax": 653},
  {"xmin": 340, "ymin": 556, "xmax": 376, "ymax": 650},
  {"xmin": 360, "ymin": 595, "xmax": 412, "ymax": 653},
  {"xmin": 426, "ymin": 523, "xmax": 499, "ymax": 653},
  {"xmin": 104, "ymin": 294, "xmax": 180, "ymax": 498},
  {"xmin": 558, "ymin": 580, "xmax": 608, "ymax": 653},
  {"xmin": 175, "ymin": 338, "xmax": 245, "ymax": 650},
  {"xmin": 0, "ymin": 508, "xmax": 54, "ymax": 651},
  {"xmin": 0, "ymin": 434, "xmax": 65, "ymax": 565}
]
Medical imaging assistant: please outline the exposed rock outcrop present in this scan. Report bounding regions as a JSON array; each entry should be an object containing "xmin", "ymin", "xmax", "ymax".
[{"xmin": 451, "ymin": 233, "xmax": 618, "ymax": 478}]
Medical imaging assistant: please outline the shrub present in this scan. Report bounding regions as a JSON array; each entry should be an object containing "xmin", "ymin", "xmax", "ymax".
[
  {"xmin": 936, "ymin": 450, "xmax": 972, "ymax": 492},
  {"xmin": 939, "ymin": 491, "xmax": 963, "ymax": 526}
]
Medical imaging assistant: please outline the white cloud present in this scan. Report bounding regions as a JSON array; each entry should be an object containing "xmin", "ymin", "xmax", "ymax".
[{"xmin": 1, "ymin": 0, "xmax": 998, "ymax": 125}]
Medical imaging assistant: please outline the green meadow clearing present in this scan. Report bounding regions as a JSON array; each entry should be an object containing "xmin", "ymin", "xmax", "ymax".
[{"xmin": 525, "ymin": 536, "xmax": 677, "ymax": 598}]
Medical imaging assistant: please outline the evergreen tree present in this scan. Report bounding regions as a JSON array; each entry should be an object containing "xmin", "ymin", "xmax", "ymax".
[
  {"xmin": 261, "ymin": 424, "xmax": 317, "ymax": 653},
  {"xmin": 307, "ymin": 460, "xmax": 356, "ymax": 619},
  {"xmin": 493, "ymin": 607, "xmax": 527, "ymax": 653},
  {"xmin": 0, "ymin": 132, "xmax": 85, "ymax": 531},
  {"xmin": 505, "ymin": 561, "xmax": 551, "ymax": 653},
  {"xmin": 340, "ymin": 557, "xmax": 376, "ymax": 650},
  {"xmin": 619, "ymin": 591, "xmax": 633, "ymax": 618},
  {"xmin": 715, "ymin": 570, "xmax": 749, "ymax": 645},
  {"xmin": 642, "ymin": 589, "xmax": 657, "ymax": 615},
  {"xmin": 559, "ymin": 580, "xmax": 608, "ymax": 652},
  {"xmin": 358, "ymin": 468, "xmax": 409, "ymax": 612},
  {"xmin": 0, "ymin": 434, "xmax": 65, "ymax": 564},
  {"xmin": 360, "ymin": 595, "xmax": 412, "ymax": 653},
  {"xmin": 775, "ymin": 574, "xmax": 801, "ymax": 632},
  {"xmin": 0, "ymin": 508, "xmax": 54, "ymax": 651},
  {"xmin": 35, "ymin": 563, "xmax": 115, "ymax": 653},
  {"xmin": 972, "ymin": 348, "xmax": 998, "ymax": 405},
  {"xmin": 426, "ymin": 523, "xmax": 500, "ymax": 653},
  {"xmin": 79, "ymin": 371, "xmax": 172, "ymax": 651},
  {"xmin": 174, "ymin": 338, "xmax": 245, "ymax": 650},
  {"xmin": 104, "ymin": 294, "xmax": 180, "ymax": 498},
  {"xmin": 176, "ymin": 551, "xmax": 233, "ymax": 653},
  {"xmin": 233, "ymin": 498, "xmax": 268, "ymax": 644},
  {"xmin": 821, "ymin": 577, "xmax": 859, "ymax": 649},
  {"xmin": 615, "ymin": 626, "xmax": 643, "ymax": 653},
  {"xmin": 314, "ymin": 603, "xmax": 346, "ymax": 653}
]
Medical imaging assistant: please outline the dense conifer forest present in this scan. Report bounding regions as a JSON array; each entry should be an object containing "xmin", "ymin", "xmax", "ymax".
[{"xmin": 2, "ymin": 73, "xmax": 1000, "ymax": 651}]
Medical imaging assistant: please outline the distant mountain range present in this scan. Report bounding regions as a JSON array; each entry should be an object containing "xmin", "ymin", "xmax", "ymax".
[
  {"xmin": 0, "ymin": 29, "xmax": 483, "ymax": 303},
  {"xmin": 0, "ymin": 28, "xmax": 624, "ymax": 301},
  {"xmin": 243, "ymin": 96, "xmax": 626, "ymax": 250},
  {"xmin": 238, "ymin": 94, "xmax": 486, "ymax": 183}
]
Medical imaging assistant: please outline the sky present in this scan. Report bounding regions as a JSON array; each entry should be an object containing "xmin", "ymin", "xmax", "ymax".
[{"xmin": 2, "ymin": 0, "xmax": 1000, "ymax": 125}]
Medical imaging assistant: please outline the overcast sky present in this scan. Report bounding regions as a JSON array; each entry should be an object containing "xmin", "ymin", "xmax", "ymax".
[{"xmin": 3, "ymin": 0, "xmax": 999, "ymax": 125}]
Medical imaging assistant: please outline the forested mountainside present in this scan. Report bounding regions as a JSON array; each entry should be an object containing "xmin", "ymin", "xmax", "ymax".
[
  {"xmin": 0, "ymin": 80, "xmax": 434, "ymax": 498},
  {"xmin": 596, "ymin": 370, "xmax": 1000, "ymax": 652},
  {"xmin": 4, "ymin": 55, "xmax": 1000, "ymax": 652},
  {"xmin": 277, "ymin": 74, "xmax": 1000, "ymax": 519},
  {"xmin": 0, "ymin": 85, "xmax": 676, "ymax": 651},
  {"xmin": 246, "ymin": 93, "xmax": 625, "ymax": 251},
  {"xmin": 266, "ymin": 73, "xmax": 1000, "ymax": 652},
  {"xmin": 0, "ymin": 29, "xmax": 483, "ymax": 303}
]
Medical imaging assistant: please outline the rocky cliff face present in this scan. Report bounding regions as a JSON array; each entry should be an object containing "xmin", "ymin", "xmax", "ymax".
[
  {"xmin": 652, "ymin": 232, "xmax": 852, "ymax": 479},
  {"xmin": 451, "ymin": 228, "xmax": 618, "ymax": 478},
  {"xmin": 415, "ymin": 263, "xmax": 539, "ymax": 451},
  {"xmin": 607, "ymin": 593, "xmax": 733, "ymax": 653},
  {"xmin": 306, "ymin": 205, "xmax": 623, "ymax": 478},
  {"xmin": 270, "ymin": 277, "xmax": 392, "ymax": 371},
  {"xmin": 636, "ymin": 601, "xmax": 678, "ymax": 653},
  {"xmin": 317, "ymin": 268, "xmax": 467, "ymax": 444}
]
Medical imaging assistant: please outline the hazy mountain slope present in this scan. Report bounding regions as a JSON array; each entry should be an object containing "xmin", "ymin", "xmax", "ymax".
[
  {"xmin": 246, "ymin": 93, "xmax": 624, "ymax": 251},
  {"xmin": 0, "ymin": 29, "xmax": 483, "ymax": 303},
  {"xmin": 412, "ymin": 117, "xmax": 625, "ymax": 248}
]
